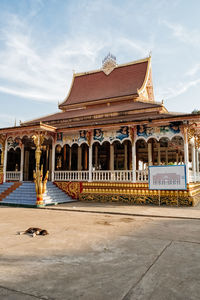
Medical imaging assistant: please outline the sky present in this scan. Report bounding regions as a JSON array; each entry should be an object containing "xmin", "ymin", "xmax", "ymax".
[{"xmin": 0, "ymin": 0, "xmax": 200, "ymax": 128}]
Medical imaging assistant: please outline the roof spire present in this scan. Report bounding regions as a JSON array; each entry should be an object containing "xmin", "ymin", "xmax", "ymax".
[{"xmin": 102, "ymin": 52, "xmax": 117, "ymax": 75}]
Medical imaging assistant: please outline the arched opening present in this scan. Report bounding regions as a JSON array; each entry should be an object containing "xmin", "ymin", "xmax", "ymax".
[
  {"xmin": 55, "ymin": 145, "xmax": 64, "ymax": 170},
  {"xmin": 136, "ymin": 136, "xmax": 185, "ymax": 171},
  {"xmin": 169, "ymin": 136, "xmax": 184, "ymax": 165},
  {"xmin": 63, "ymin": 144, "xmax": 70, "ymax": 170},
  {"xmin": 113, "ymin": 141, "xmax": 124, "ymax": 170},
  {"xmin": 7, "ymin": 148, "xmax": 21, "ymax": 171},
  {"xmin": 92, "ymin": 141, "xmax": 110, "ymax": 170},
  {"xmin": 81, "ymin": 143, "xmax": 89, "ymax": 171},
  {"xmin": 40, "ymin": 137, "xmax": 53, "ymax": 177},
  {"xmin": 136, "ymin": 139, "xmax": 148, "ymax": 170},
  {"xmin": 71, "ymin": 144, "xmax": 78, "ymax": 170}
]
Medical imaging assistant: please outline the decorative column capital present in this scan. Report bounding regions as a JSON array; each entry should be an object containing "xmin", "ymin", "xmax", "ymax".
[
  {"xmin": 130, "ymin": 127, "xmax": 136, "ymax": 145},
  {"xmin": 32, "ymin": 133, "xmax": 45, "ymax": 171},
  {"xmin": 86, "ymin": 131, "xmax": 92, "ymax": 147}
]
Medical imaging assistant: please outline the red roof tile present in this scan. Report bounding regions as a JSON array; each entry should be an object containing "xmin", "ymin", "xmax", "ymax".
[
  {"xmin": 24, "ymin": 101, "xmax": 162, "ymax": 125},
  {"xmin": 60, "ymin": 59, "xmax": 149, "ymax": 107}
]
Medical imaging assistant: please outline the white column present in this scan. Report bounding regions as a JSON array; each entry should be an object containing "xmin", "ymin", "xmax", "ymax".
[
  {"xmin": 78, "ymin": 146, "xmax": 82, "ymax": 171},
  {"xmin": 184, "ymin": 129, "xmax": 189, "ymax": 183},
  {"xmin": 3, "ymin": 138, "xmax": 8, "ymax": 182},
  {"xmin": 132, "ymin": 140, "xmax": 136, "ymax": 182},
  {"xmin": 196, "ymin": 150, "xmax": 199, "ymax": 181},
  {"xmin": 176, "ymin": 152, "xmax": 179, "ymax": 165},
  {"xmin": 20, "ymin": 144, "xmax": 24, "ymax": 181},
  {"xmin": 110, "ymin": 143, "xmax": 114, "ymax": 170},
  {"xmin": 124, "ymin": 142, "xmax": 128, "ymax": 170},
  {"xmin": 51, "ymin": 141, "xmax": 55, "ymax": 182},
  {"xmin": 148, "ymin": 142, "xmax": 152, "ymax": 166},
  {"xmin": 69, "ymin": 147, "xmax": 72, "ymax": 170},
  {"xmin": 95, "ymin": 144, "xmax": 98, "ymax": 169},
  {"xmin": 192, "ymin": 144, "xmax": 196, "ymax": 183},
  {"xmin": 157, "ymin": 142, "xmax": 161, "ymax": 165},
  {"xmin": 89, "ymin": 145, "xmax": 92, "ymax": 182},
  {"xmin": 165, "ymin": 149, "xmax": 168, "ymax": 165}
]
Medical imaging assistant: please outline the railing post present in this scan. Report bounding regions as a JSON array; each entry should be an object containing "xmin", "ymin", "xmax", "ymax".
[{"xmin": 89, "ymin": 144, "xmax": 92, "ymax": 182}]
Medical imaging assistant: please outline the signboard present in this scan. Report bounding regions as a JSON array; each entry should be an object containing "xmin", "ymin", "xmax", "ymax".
[{"xmin": 149, "ymin": 165, "xmax": 187, "ymax": 190}]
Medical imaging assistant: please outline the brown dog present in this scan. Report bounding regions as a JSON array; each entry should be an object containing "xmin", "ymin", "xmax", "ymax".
[{"xmin": 18, "ymin": 227, "xmax": 49, "ymax": 237}]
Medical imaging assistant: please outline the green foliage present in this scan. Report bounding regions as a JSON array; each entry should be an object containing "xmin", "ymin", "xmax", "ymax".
[{"xmin": 192, "ymin": 109, "xmax": 200, "ymax": 114}]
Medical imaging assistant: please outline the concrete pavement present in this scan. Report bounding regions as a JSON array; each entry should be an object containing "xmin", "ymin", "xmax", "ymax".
[
  {"xmin": 42, "ymin": 201, "xmax": 200, "ymax": 220},
  {"xmin": 0, "ymin": 206, "xmax": 200, "ymax": 299}
]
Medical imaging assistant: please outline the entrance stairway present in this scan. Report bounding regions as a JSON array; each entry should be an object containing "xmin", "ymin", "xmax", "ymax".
[
  {"xmin": 43, "ymin": 182, "xmax": 76, "ymax": 205},
  {"xmin": 0, "ymin": 182, "xmax": 75, "ymax": 206},
  {"xmin": 0, "ymin": 182, "xmax": 15, "ymax": 201}
]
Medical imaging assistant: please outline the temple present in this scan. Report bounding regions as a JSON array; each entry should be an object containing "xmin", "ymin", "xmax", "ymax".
[{"xmin": 1, "ymin": 54, "xmax": 200, "ymax": 206}]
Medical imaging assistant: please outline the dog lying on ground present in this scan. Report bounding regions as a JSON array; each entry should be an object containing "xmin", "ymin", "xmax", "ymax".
[{"xmin": 18, "ymin": 227, "xmax": 49, "ymax": 237}]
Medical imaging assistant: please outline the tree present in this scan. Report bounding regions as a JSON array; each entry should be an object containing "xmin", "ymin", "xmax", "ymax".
[{"xmin": 191, "ymin": 109, "xmax": 200, "ymax": 114}]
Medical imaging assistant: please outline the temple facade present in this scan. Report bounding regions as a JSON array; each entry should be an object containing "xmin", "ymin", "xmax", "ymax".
[{"xmin": 1, "ymin": 54, "xmax": 200, "ymax": 206}]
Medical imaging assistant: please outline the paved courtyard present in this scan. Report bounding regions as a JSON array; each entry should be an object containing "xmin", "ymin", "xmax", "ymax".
[{"xmin": 0, "ymin": 205, "xmax": 200, "ymax": 300}]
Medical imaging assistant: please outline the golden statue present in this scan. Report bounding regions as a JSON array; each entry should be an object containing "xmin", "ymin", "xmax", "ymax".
[{"xmin": 32, "ymin": 133, "xmax": 49, "ymax": 207}]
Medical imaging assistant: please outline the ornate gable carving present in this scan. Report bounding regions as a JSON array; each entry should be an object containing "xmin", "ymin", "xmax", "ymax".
[{"xmin": 102, "ymin": 53, "xmax": 117, "ymax": 75}]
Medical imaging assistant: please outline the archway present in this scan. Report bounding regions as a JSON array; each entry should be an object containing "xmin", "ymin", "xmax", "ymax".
[
  {"xmin": 7, "ymin": 148, "xmax": 21, "ymax": 171},
  {"xmin": 92, "ymin": 141, "xmax": 110, "ymax": 170},
  {"xmin": 71, "ymin": 144, "xmax": 78, "ymax": 170},
  {"xmin": 81, "ymin": 143, "xmax": 89, "ymax": 171},
  {"xmin": 136, "ymin": 139, "xmax": 148, "ymax": 170},
  {"xmin": 55, "ymin": 144, "xmax": 64, "ymax": 170}
]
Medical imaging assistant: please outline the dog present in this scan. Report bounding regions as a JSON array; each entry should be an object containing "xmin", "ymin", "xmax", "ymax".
[{"xmin": 18, "ymin": 227, "xmax": 49, "ymax": 237}]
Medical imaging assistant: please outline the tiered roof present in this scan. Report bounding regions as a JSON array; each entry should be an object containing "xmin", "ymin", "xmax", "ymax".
[
  {"xmin": 59, "ymin": 57, "xmax": 151, "ymax": 109},
  {"xmin": 23, "ymin": 56, "xmax": 168, "ymax": 128}
]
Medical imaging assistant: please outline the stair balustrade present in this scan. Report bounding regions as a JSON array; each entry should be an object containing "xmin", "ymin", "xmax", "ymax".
[{"xmin": 6, "ymin": 171, "xmax": 21, "ymax": 181}]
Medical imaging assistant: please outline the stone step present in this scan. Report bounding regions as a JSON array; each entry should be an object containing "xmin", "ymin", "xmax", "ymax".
[{"xmin": 1, "ymin": 181, "xmax": 76, "ymax": 206}]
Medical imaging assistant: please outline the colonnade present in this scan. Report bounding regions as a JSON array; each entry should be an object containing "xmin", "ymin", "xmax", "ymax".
[{"xmin": 0, "ymin": 133, "xmax": 200, "ymax": 183}]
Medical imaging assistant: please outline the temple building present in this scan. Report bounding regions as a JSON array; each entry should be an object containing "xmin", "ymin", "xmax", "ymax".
[{"xmin": 0, "ymin": 54, "xmax": 200, "ymax": 206}]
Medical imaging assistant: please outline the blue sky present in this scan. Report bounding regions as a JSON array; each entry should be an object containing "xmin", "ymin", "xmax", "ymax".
[{"xmin": 0, "ymin": 0, "xmax": 200, "ymax": 128}]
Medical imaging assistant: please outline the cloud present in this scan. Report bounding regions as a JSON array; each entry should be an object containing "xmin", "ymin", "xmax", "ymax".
[
  {"xmin": 0, "ymin": 12, "xmax": 153, "ymax": 104},
  {"xmin": 162, "ymin": 20, "xmax": 200, "ymax": 47},
  {"xmin": 185, "ymin": 64, "xmax": 200, "ymax": 77},
  {"xmin": 0, "ymin": 113, "xmax": 21, "ymax": 128},
  {"xmin": 0, "ymin": 15, "xmax": 104, "ymax": 103},
  {"xmin": 157, "ymin": 78, "xmax": 200, "ymax": 100}
]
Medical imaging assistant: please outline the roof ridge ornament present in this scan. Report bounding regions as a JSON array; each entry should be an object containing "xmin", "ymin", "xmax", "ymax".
[{"xmin": 102, "ymin": 52, "xmax": 117, "ymax": 75}]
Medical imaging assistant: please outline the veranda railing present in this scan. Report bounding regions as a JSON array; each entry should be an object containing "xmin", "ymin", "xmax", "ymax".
[
  {"xmin": 54, "ymin": 170, "xmax": 148, "ymax": 182},
  {"xmin": 6, "ymin": 171, "xmax": 21, "ymax": 181}
]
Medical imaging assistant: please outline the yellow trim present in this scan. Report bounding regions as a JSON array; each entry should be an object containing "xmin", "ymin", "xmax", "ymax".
[
  {"xmin": 74, "ymin": 56, "xmax": 149, "ymax": 78},
  {"xmin": 0, "ymin": 123, "xmax": 57, "ymax": 134},
  {"xmin": 137, "ymin": 56, "xmax": 151, "ymax": 96},
  {"xmin": 60, "ymin": 95, "xmax": 138, "ymax": 110},
  {"xmin": 59, "ymin": 73, "xmax": 76, "ymax": 110}
]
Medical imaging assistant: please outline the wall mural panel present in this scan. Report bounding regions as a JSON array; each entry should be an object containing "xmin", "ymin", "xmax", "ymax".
[
  {"xmin": 136, "ymin": 122, "xmax": 183, "ymax": 141},
  {"xmin": 57, "ymin": 126, "xmax": 131, "ymax": 147},
  {"xmin": 7, "ymin": 137, "xmax": 22, "ymax": 150},
  {"xmin": 92, "ymin": 126, "xmax": 130, "ymax": 144}
]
